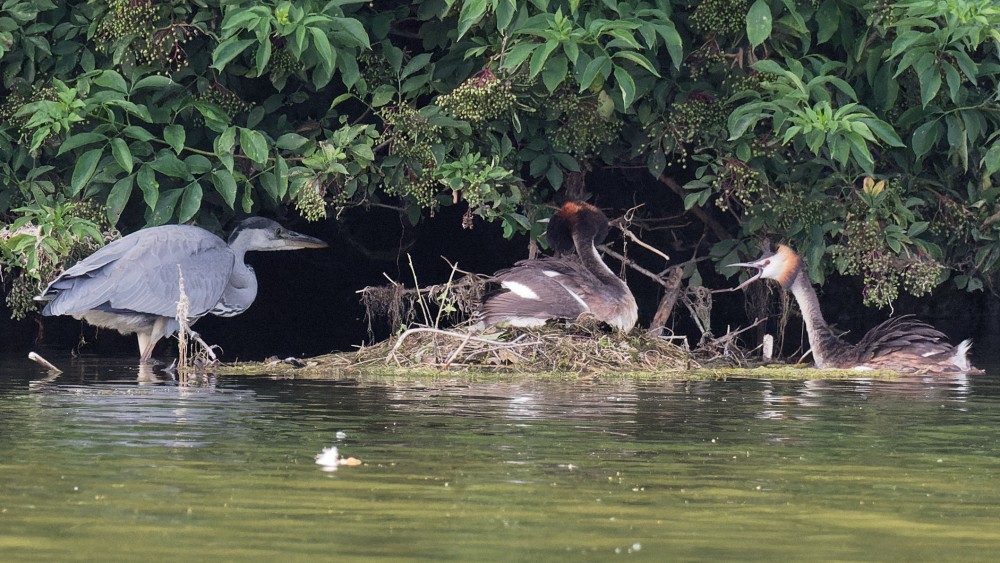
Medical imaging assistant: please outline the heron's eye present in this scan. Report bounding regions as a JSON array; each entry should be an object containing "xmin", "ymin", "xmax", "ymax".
[{"xmin": 275, "ymin": 228, "xmax": 284, "ymax": 236}]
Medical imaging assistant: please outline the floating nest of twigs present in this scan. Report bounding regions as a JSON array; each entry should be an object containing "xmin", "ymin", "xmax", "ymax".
[{"xmin": 231, "ymin": 320, "xmax": 756, "ymax": 377}]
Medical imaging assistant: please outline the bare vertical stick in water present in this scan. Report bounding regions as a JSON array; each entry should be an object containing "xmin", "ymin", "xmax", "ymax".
[
  {"xmin": 176, "ymin": 265, "xmax": 190, "ymax": 374},
  {"xmin": 762, "ymin": 334, "xmax": 774, "ymax": 362}
]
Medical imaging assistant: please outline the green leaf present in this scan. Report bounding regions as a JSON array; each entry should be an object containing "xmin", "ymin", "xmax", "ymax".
[
  {"xmin": 164, "ymin": 124, "xmax": 185, "ymax": 155},
  {"xmin": 212, "ymin": 38, "xmax": 254, "ymax": 71},
  {"xmin": 149, "ymin": 189, "xmax": 183, "ymax": 226},
  {"xmin": 255, "ymin": 36, "xmax": 272, "ymax": 77},
  {"xmin": 105, "ymin": 175, "xmax": 134, "ymax": 224},
  {"xmin": 69, "ymin": 148, "xmax": 103, "ymax": 196},
  {"xmin": 529, "ymin": 40, "xmax": 559, "ymax": 79},
  {"xmin": 275, "ymin": 155, "xmax": 289, "ymax": 199},
  {"xmin": 93, "ymin": 70, "xmax": 127, "ymax": 93},
  {"xmin": 57, "ymin": 132, "xmax": 106, "ymax": 156},
  {"xmin": 457, "ymin": 0, "xmax": 488, "ymax": 38},
  {"xmin": 211, "ymin": 170, "xmax": 238, "ymax": 209},
  {"xmin": 613, "ymin": 65, "xmax": 636, "ymax": 108},
  {"xmin": 503, "ymin": 43, "xmax": 536, "ymax": 70},
  {"xmin": 275, "ymin": 133, "xmax": 310, "ymax": 151},
  {"xmin": 612, "ymin": 51, "xmax": 660, "ymax": 77},
  {"xmin": 123, "ymin": 125, "xmax": 155, "ymax": 142},
  {"xmin": 401, "ymin": 53, "xmax": 432, "ymax": 79},
  {"xmin": 911, "ymin": 120, "xmax": 942, "ymax": 159},
  {"xmin": 260, "ymin": 172, "xmax": 279, "ymax": 201},
  {"xmin": 332, "ymin": 17, "xmax": 371, "ymax": 49},
  {"xmin": 942, "ymin": 62, "xmax": 962, "ymax": 103},
  {"xmin": 496, "ymin": 0, "xmax": 516, "ymax": 31},
  {"xmin": 184, "ymin": 155, "xmax": 213, "ymax": 175},
  {"xmin": 578, "ymin": 55, "xmax": 611, "ymax": 91},
  {"xmin": 918, "ymin": 64, "xmax": 942, "ymax": 108},
  {"xmin": 177, "ymin": 181, "xmax": 203, "ymax": 223},
  {"xmin": 746, "ymin": 0, "xmax": 772, "ymax": 48},
  {"xmin": 859, "ymin": 118, "xmax": 905, "ymax": 147},
  {"xmin": 150, "ymin": 151, "xmax": 191, "ymax": 179},
  {"xmin": 371, "ymin": 84, "xmax": 396, "ymax": 107},
  {"xmin": 654, "ymin": 23, "xmax": 684, "ymax": 70},
  {"xmin": 541, "ymin": 54, "xmax": 568, "ymax": 92},
  {"xmin": 137, "ymin": 165, "xmax": 158, "ymax": 211},
  {"xmin": 983, "ymin": 143, "xmax": 1000, "ymax": 176},
  {"xmin": 110, "ymin": 137, "xmax": 133, "ymax": 174},
  {"xmin": 816, "ymin": 0, "xmax": 840, "ymax": 44},
  {"xmin": 239, "ymin": 128, "xmax": 269, "ymax": 165},
  {"xmin": 132, "ymin": 75, "xmax": 176, "ymax": 91}
]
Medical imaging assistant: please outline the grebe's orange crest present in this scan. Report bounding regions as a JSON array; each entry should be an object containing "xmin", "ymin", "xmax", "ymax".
[
  {"xmin": 772, "ymin": 244, "xmax": 802, "ymax": 289},
  {"xmin": 555, "ymin": 201, "xmax": 596, "ymax": 225}
]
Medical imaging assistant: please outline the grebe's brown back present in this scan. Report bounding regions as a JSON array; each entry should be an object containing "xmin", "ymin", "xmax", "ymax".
[{"xmin": 480, "ymin": 201, "xmax": 638, "ymax": 331}]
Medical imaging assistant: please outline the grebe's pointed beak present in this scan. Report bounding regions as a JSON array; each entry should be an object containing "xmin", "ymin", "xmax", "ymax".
[{"xmin": 725, "ymin": 260, "xmax": 765, "ymax": 291}]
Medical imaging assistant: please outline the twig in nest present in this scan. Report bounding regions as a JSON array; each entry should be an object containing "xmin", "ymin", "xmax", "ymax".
[
  {"xmin": 388, "ymin": 327, "xmax": 539, "ymax": 365},
  {"xmin": 610, "ymin": 204, "xmax": 670, "ymax": 264}
]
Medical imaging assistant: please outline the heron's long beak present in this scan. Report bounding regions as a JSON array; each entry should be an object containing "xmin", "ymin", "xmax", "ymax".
[
  {"xmin": 279, "ymin": 229, "xmax": 328, "ymax": 250},
  {"xmin": 725, "ymin": 260, "xmax": 765, "ymax": 291}
]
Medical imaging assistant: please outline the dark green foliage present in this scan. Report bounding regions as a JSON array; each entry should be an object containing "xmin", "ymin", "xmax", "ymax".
[{"xmin": 1, "ymin": 0, "xmax": 999, "ymax": 318}]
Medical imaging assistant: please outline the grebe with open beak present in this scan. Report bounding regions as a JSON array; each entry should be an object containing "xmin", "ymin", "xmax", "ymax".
[
  {"xmin": 729, "ymin": 243, "xmax": 978, "ymax": 373},
  {"xmin": 480, "ymin": 201, "xmax": 638, "ymax": 332}
]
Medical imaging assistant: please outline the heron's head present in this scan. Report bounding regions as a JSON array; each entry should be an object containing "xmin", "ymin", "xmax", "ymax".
[
  {"xmin": 229, "ymin": 217, "xmax": 328, "ymax": 252},
  {"xmin": 726, "ymin": 242, "xmax": 801, "ymax": 290}
]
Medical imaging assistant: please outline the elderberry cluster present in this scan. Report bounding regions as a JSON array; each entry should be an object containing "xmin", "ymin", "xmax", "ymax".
[
  {"xmin": 384, "ymin": 166, "xmax": 440, "ymax": 208},
  {"xmin": 359, "ymin": 52, "xmax": 394, "ymax": 89},
  {"xmin": 198, "ymin": 82, "xmax": 252, "ymax": 117},
  {"xmin": 295, "ymin": 179, "xmax": 327, "ymax": 222},
  {"xmin": 95, "ymin": 0, "xmax": 158, "ymax": 48},
  {"xmin": 712, "ymin": 159, "xmax": 764, "ymax": 213},
  {"xmin": 690, "ymin": 0, "xmax": 750, "ymax": 37},
  {"xmin": 437, "ymin": 70, "xmax": 515, "ymax": 124},
  {"xmin": 549, "ymin": 93, "xmax": 620, "ymax": 158},
  {"xmin": 0, "ymin": 84, "xmax": 58, "ymax": 138},
  {"xmin": 379, "ymin": 105, "xmax": 441, "ymax": 164},
  {"xmin": 270, "ymin": 47, "xmax": 303, "ymax": 74}
]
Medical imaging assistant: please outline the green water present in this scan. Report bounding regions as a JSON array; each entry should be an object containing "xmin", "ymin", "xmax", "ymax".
[{"xmin": 1, "ymin": 355, "xmax": 999, "ymax": 561}]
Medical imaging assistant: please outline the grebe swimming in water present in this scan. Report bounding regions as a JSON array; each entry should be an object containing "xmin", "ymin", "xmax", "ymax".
[
  {"xmin": 729, "ymin": 243, "xmax": 978, "ymax": 373},
  {"xmin": 480, "ymin": 201, "xmax": 638, "ymax": 331}
]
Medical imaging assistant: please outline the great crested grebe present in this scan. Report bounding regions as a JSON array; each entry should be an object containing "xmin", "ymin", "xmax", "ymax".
[
  {"xmin": 480, "ymin": 201, "xmax": 638, "ymax": 331},
  {"xmin": 729, "ymin": 243, "xmax": 978, "ymax": 373}
]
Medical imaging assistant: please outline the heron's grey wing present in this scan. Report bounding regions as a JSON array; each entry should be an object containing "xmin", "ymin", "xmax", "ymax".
[{"xmin": 41, "ymin": 225, "xmax": 236, "ymax": 318}]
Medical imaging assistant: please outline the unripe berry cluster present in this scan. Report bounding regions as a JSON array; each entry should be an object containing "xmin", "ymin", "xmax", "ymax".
[
  {"xmin": 295, "ymin": 178, "xmax": 327, "ymax": 222},
  {"xmin": 437, "ymin": 69, "xmax": 515, "ymax": 124},
  {"xmin": 690, "ymin": 0, "xmax": 750, "ymax": 37},
  {"xmin": 549, "ymin": 92, "xmax": 620, "ymax": 158}
]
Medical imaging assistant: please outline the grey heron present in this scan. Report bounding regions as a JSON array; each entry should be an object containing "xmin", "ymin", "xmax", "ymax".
[{"xmin": 35, "ymin": 217, "xmax": 328, "ymax": 363}]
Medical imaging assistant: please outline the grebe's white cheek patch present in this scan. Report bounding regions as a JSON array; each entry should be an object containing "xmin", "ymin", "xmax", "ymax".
[{"xmin": 502, "ymin": 281, "xmax": 540, "ymax": 300}]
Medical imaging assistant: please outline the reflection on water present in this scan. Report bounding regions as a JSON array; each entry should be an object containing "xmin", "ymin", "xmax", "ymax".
[{"xmin": 1, "ymin": 354, "xmax": 999, "ymax": 561}]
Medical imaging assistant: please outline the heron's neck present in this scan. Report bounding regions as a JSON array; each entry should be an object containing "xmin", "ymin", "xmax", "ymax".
[
  {"xmin": 213, "ymin": 242, "xmax": 258, "ymax": 317},
  {"xmin": 787, "ymin": 269, "xmax": 839, "ymax": 368}
]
